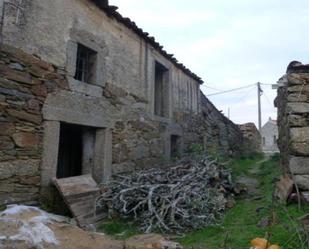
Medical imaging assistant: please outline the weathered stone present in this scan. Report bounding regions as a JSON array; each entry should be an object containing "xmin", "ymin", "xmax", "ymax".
[
  {"xmin": 112, "ymin": 162, "xmax": 135, "ymax": 174},
  {"xmin": 31, "ymin": 84, "xmax": 48, "ymax": 97},
  {"xmin": 55, "ymin": 78, "xmax": 69, "ymax": 89},
  {"xmin": 104, "ymin": 83, "xmax": 127, "ymax": 98},
  {"xmin": 0, "ymin": 87, "xmax": 33, "ymax": 99},
  {"xmin": 289, "ymin": 115, "xmax": 309, "ymax": 127},
  {"xmin": 0, "ymin": 122, "xmax": 15, "ymax": 135},
  {"xmin": 0, "ymin": 159, "xmax": 40, "ymax": 180},
  {"xmin": 27, "ymin": 99, "xmax": 41, "ymax": 113},
  {"xmin": 130, "ymin": 144, "xmax": 150, "ymax": 160},
  {"xmin": 290, "ymin": 127, "xmax": 309, "ymax": 143},
  {"xmin": 68, "ymin": 79, "xmax": 103, "ymax": 97},
  {"xmin": 289, "ymin": 156, "xmax": 309, "ymax": 174},
  {"xmin": 295, "ymin": 175, "xmax": 309, "ymax": 190},
  {"xmin": 12, "ymin": 132, "xmax": 39, "ymax": 149},
  {"xmin": 4, "ymin": 69, "xmax": 33, "ymax": 85},
  {"xmin": 288, "ymin": 93, "xmax": 308, "ymax": 102},
  {"xmin": 275, "ymin": 175, "xmax": 294, "ymax": 201},
  {"xmin": 128, "ymin": 120, "xmax": 155, "ymax": 132},
  {"xmin": 288, "ymin": 73, "xmax": 307, "ymax": 85},
  {"xmin": 0, "ymin": 94, "xmax": 5, "ymax": 102},
  {"xmin": 291, "ymin": 142, "xmax": 309, "ymax": 156},
  {"xmin": 0, "ymin": 136, "xmax": 14, "ymax": 150},
  {"xmin": 9, "ymin": 63, "xmax": 25, "ymax": 71},
  {"xmin": 19, "ymin": 176, "xmax": 41, "ymax": 185},
  {"xmin": 7, "ymin": 109, "xmax": 42, "ymax": 124},
  {"xmin": 37, "ymin": 60, "xmax": 55, "ymax": 71},
  {"xmin": 288, "ymin": 84, "xmax": 309, "ymax": 93},
  {"xmin": 28, "ymin": 64, "xmax": 47, "ymax": 78},
  {"xmin": 287, "ymin": 102, "xmax": 309, "ymax": 113}
]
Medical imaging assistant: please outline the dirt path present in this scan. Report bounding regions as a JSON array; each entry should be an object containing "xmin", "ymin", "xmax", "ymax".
[{"xmin": 236, "ymin": 158, "xmax": 268, "ymax": 197}]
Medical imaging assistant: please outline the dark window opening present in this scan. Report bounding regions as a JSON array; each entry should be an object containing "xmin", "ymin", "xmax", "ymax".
[
  {"xmin": 262, "ymin": 137, "xmax": 266, "ymax": 146},
  {"xmin": 74, "ymin": 43, "xmax": 97, "ymax": 84},
  {"xmin": 57, "ymin": 123, "xmax": 83, "ymax": 179},
  {"xmin": 273, "ymin": 135, "xmax": 277, "ymax": 143},
  {"xmin": 154, "ymin": 61, "xmax": 169, "ymax": 117},
  {"xmin": 171, "ymin": 135, "xmax": 181, "ymax": 158}
]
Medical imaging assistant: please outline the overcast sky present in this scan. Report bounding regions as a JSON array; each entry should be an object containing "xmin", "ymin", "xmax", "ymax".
[{"xmin": 110, "ymin": 0, "xmax": 309, "ymax": 126}]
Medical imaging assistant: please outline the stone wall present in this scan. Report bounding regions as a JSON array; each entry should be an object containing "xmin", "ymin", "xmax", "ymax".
[
  {"xmin": 0, "ymin": 45, "xmax": 254, "ymax": 208},
  {"xmin": 198, "ymin": 93, "xmax": 245, "ymax": 156},
  {"xmin": 0, "ymin": 45, "xmax": 68, "ymax": 206},
  {"xmin": 276, "ymin": 62, "xmax": 309, "ymax": 189},
  {"xmin": 238, "ymin": 123, "xmax": 262, "ymax": 154}
]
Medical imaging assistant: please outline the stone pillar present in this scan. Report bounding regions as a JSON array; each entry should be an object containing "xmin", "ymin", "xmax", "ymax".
[
  {"xmin": 41, "ymin": 121, "xmax": 60, "ymax": 187},
  {"xmin": 82, "ymin": 129, "xmax": 95, "ymax": 175},
  {"xmin": 93, "ymin": 128, "xmax": 112, "ymax": 183},
  {"xmin": 277, "ymin": 63, "xmax": 309, "ymax": 190}
]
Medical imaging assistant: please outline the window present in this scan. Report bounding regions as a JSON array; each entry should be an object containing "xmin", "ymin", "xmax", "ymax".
[
  {"xmin": 273, "ymin": 135, "xmax": 277, "ymax": 144},
  {"xmin": 154, "ymin": 61, "xmax": 169, "ymax": 117},
  {"xmin": 263, "ymin": 137, "xmax": 265, "ymax": 145},
  {"xmin": 74, "ymin": 43, "xmax": 97, "ymax": 84}
]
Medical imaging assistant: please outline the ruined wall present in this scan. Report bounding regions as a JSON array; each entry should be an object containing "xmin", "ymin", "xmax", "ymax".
[
  {"xmin": 276, "ymin": 63, "xmax": 309, "ymax": 190},
  {"xmin": 238, "ymin": 123, "xmax": 262, "ymax": 154},
  {"xmin": 196, "ymin": 93, "xmax": 245, "ymax": 156}
]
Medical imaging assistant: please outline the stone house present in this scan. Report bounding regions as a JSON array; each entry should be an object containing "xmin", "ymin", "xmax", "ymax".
[
  {"xmin": 0, "ymin": 0, "xmax": 250, "ymax": 214},
  {"xmin": 260, "ymin": 117, "xmax": 279, "ymax": 154}
]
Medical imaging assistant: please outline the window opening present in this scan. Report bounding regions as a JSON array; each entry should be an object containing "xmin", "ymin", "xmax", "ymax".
[{"xmin": 74, "ymin": 43, "xmax": 97, "ymax": 84}]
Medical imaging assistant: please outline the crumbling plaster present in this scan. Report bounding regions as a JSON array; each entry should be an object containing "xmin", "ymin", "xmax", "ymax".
[{"xmin": 2, "ymin": 0, "xmax": 200, "ymax": 116}]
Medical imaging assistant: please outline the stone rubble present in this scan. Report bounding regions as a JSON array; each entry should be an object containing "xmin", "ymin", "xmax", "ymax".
[{"xmin": 0, "ymin": 205, "xmax": 181, "ymax": 249}]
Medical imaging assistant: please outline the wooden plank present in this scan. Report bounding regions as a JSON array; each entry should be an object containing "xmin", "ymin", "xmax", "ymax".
[
  {"xmin": 53, "ymin": 174, "xmax": 102, "ymax": 227},
  {"xmin": 53, "ymin": 174, "xmax": 99, "ymax": 197}
]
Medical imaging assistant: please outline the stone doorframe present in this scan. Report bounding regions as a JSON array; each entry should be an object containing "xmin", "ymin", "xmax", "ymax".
[
  {"xmin": 41, "ymin": 90, "xmax": 115, "ymax": 188},
  {"xmin": 41, "ymin": 121, "xmax": 112, "ymax": 187},
  {"xmin": 163, "ymin": 123, "xmax": 184, "ymax": 159}
]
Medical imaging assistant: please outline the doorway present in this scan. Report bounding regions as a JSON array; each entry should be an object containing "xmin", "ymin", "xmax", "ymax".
[{"xmin": 57, "ymin": 123, "xmax": 83, "ymax": 179}]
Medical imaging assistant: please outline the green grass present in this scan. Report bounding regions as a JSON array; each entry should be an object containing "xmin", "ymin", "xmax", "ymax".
[
  {"xmin": 97, "ymin": 219, "xmax": 139, "ymax": 239},
  {"xmin": 96, "ymin": 155, "xmax": 309, "ymax": 248},
  {"xmin": 178, "ymin": 155, "xmax": 309, "ymax": 249}
]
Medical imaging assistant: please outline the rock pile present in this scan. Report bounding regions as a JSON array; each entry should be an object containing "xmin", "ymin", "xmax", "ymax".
[{"xmin": 0, "ymin": 205, "xmax": 181, "ymax": 249}]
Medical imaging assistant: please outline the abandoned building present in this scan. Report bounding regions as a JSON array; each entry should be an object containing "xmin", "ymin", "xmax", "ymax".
[
  {"xmin": 260, "ymin": 117, "xmax": 279, "ymax": 154},
  {"xmin": 0, "ymin": 0, "xmax": 257, "ymax": 224}
]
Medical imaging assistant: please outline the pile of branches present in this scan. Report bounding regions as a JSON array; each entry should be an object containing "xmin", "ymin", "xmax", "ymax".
[{"xmin": 96, "ymin": 156, "xmax": 238, "ymax": 233}]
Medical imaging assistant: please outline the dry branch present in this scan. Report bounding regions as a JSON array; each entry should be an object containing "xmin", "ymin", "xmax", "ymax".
[{"xmin": 96, "ymin": 156, "xmax": 237, "ymax": 233}]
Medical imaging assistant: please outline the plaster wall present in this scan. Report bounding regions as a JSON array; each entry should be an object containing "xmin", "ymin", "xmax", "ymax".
[{"xmin": 1, "ymin": 0, "xmax": 200, "ymax": 115}]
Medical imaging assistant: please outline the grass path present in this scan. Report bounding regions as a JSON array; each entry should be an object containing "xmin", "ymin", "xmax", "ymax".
[
  {"xmin": 178, "ymin": 155, "xmax": 309, "ymax": 249},
  {"xmin": 98, "ymin": 155, "xmax": 309, "ymax": 248}
]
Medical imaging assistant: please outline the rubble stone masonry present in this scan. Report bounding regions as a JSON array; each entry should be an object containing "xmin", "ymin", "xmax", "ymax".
[
  {"xmin": 0, "ymin": 45, "xmax": 69, "ymax": 206},
  {"xmin": 0, "ymin": 0, "xmax": 258, "ymax": 208},
  {"xmin": 276, "ymin": 62, "xmax": 309, "ymax": 190},
  {"xmin": 0, "ymin": 45, "xmax": 252, "ymax": 207}
]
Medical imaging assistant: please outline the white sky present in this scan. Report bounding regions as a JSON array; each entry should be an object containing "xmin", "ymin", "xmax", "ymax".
[{"xmin": 109, "ymin": 0, "xmax": 309, "ymax": 126}]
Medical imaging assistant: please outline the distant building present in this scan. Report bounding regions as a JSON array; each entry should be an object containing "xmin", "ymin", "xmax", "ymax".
[{"xmin": 260, "ymin": 118, "xmax": 279, "ymax": 154}]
